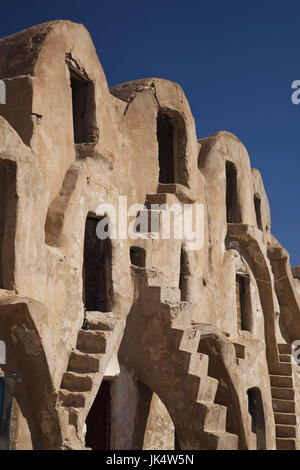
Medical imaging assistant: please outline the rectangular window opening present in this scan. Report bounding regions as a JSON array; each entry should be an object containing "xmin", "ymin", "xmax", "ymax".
[{"xmin": 69, "ymin": 67, "xmax": 96, "ymax": 144}]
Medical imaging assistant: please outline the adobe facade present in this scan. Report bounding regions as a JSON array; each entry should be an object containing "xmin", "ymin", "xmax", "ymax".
[{"xmin": 0, "ymin": 20, "xmax": 299, "ymax": 450}]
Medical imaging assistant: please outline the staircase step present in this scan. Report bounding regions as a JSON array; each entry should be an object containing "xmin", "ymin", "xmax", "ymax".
[
  {"xmin": 271, "ymin": 387, "xmax": 295, "ymax": 400},
  {"xmin": 85, "ymin": 311, "xmax": 117, "ymax": 331},
  {"xmin": 270, "ymin": 375, "xmax": 293, "ymax": 388},
  {"xmin": 276, "ymin": 424, "xmax": 296, "ymax": 438},
  {"xmin": 278, "ymin": 344, "xmax": 292, "ymax": 355},
  {"xmin": 169, "ymin": 302, "xmax": 192, "ymax": 330},
  {"xmin": 188, "ymin": 353, "xmax": 209, "ymax": 377},
  {"xmin": 68, "ymin": 351, "xmax": 100, "ymax": 373},
  {"xmin": 180, "ymin": 327, "xmax": 201, "ymax": 353},
  {"xmin": 272, "ymin": 399, "xmax": 295, "ymax": 413},
  {"xmin": 61, "ymin": 372, "xmax": 93, "ymax": 392},
  {"xmin": 275, "ymin": 362, "xmax": 292, "ymax": 376},
  {"xmin": 160, "ymin": 287, "xmax": 181, "ymax": 303},
  {"xmin": 276, "ymin": 438, "xmax": 296, "ymax": 450},
  {"xmin": 197, "ymin": 376, "xmax": 219, "ymax": 403},
  {"xmin": 76, "ymin": 330, "xmax": 110, "ymax": 354},
  {"xmin": 201, "ymin": 403, "xmax": 227, "ymax": 433},
  {"xmin": 279, "ymin": 354, "xmax": 291, "ymax": 363},
  {"xmin": 274, "ymin": 412, "xmax": 297, "ymax": 425},
  {"xmin": 215, "ymin": 432, "xmax": 239, "ymax": 450},
  {"xmin": 58, "ymin": 390, "xmax": 86, "ymax": 408}
]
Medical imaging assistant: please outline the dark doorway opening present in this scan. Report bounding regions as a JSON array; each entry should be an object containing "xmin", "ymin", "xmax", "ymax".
[
  {"xmin": 82, "ymin": 216, "xmax": 113, "ymax": 312},
  {"xmin": 236, "ymin": 274, "xmax": 251, "ymax": 331},
  {"xmin": 156, "ymin": 110, "xmax": 188, "ymax": 187},
  {"xmin": 69, "ymin": 68, "xmax": 96, "ymax": 144},
  {"xmin": 247, "ymin": 387, "xmax": 266, "ymax": 450},
  {"xmin": 254, "ymin": 194, "xmax": 263, "ymax": 231},
  {"xmin": 179, "ymin": 246, "xmax": 189, "ymax": 301},
  {"xmin": 226, "ymin": 161, "xmax": 241, "ymax": 223},
  {"xmin": 85, "ymin": 380, "xmax": 110, "ymax": 450},
  {"xmin": 0, "ymin": 160, "xmax": 17, "ymax": 289},
  {"xmin": 130, "ymin": 246, "xmax": 146, "ymax": 268},
  {"xmin": 157, "ymin": 112, "xmax": 174, "ymax": 184}
]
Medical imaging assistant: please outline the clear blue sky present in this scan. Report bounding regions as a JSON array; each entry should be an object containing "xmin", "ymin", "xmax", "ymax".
[{"xmin": 1, "ymin": 1, "xmax": 300, "ymax": 264}]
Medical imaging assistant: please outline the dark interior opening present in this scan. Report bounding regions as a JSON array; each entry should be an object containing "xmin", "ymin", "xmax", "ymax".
[
  {"xmin": 85, "ymin": 380, "xmax": 110, "ymax": 450},
  {"xmin": 226, "ymin": 161, "xmax": 241, "ymax": 223},
  {"xmin": 236, "ymin": 274, "xmax": 251, "ymax": 331},
  {"xmin": 0, "ymin": 160, "xmax": 17, "ymax": 289},
  {"xmin": 69, "ymin": 68, "xmax": 96, "ymax": 144},
  {"xmin": 179, "ymin": 246, "xmax": 189, "ymax": 301},
  {"xmin": 0, "ymin": 379, "xmax": 4, "ymax": 422},
  {"xmin": 247, "ymin": 387, "xmax": 266, "ymax": 450},
  {"xmin": 157, "ymin": 112, "xmax": 174, "ymax": 184},
  {"xmin": 130, "ymin": 246, "xmax": 146, "ymax": 268},
  {"xmin": 82, "ymin": 216, "xmax": 113, "ymax": 312},
  {"xmin": 254, "ymin": 194, "xmax": 263, "ymax": 231}
]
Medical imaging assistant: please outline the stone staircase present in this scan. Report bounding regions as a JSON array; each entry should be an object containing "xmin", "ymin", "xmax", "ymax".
[
  {"xmin": 270, "ymin": 344, "xmax": 297, "ymax": 450},
  {"xmin": 129, "ymin": 264, "xmax": 239, "ymax": 449},
  {"xmin": 127, "ymin": 192, "xmax": 240, "ymax": 449},
  {"xmin": 57, "ymin": 311, "xmax": 124, "ymax": 449}
]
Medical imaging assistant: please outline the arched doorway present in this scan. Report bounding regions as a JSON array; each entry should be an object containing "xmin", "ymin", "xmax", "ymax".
[
  {"xmin": 247, "ymin": 387, "xmax": 266, "ymax": 450},
  {"xmin": 82, "ymin": 215, "xmax": 113, "ymax": 312}
]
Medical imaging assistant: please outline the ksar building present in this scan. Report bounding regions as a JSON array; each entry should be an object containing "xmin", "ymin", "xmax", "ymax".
[{"xmin": 0, "ymin": 21, "xmax": 299, "ymax": 450}]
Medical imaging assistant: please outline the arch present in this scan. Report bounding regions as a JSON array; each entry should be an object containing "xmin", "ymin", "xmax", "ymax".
[
  {"xmin": 157, "ymin": 108, "xmax": 188, "ymax": 187},
  {"xmin": 0, "ymin": 297, "xmax": 62, "ymax": 449},
  {"xmin": 226, "ymin": 225, "xmax": 280, "ymax": 372},
  {"xmin": 247, "ymin": 387, "xmax": 266, "ymax": 450}
]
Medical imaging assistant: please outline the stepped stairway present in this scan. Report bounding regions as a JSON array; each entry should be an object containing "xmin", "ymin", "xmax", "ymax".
[
  {"xmin": 57, "ymin": 311, "xmax": 123, "ymax": 449},
  {"xmin": 270, "ymin": 343, "xmax": 298, "ymax": 450},
  {"xmin": 128, "ymin": 192, "xmax": 240, "ymax": 449},
  {"xmin": 129, "ymin": 272, "xmax": 240, "ymax": 449}
]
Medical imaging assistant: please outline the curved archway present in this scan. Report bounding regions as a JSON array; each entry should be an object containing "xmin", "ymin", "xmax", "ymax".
[{"xmin": 0, "ymin": 297, "xmax": 62, "ymax": 449}]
